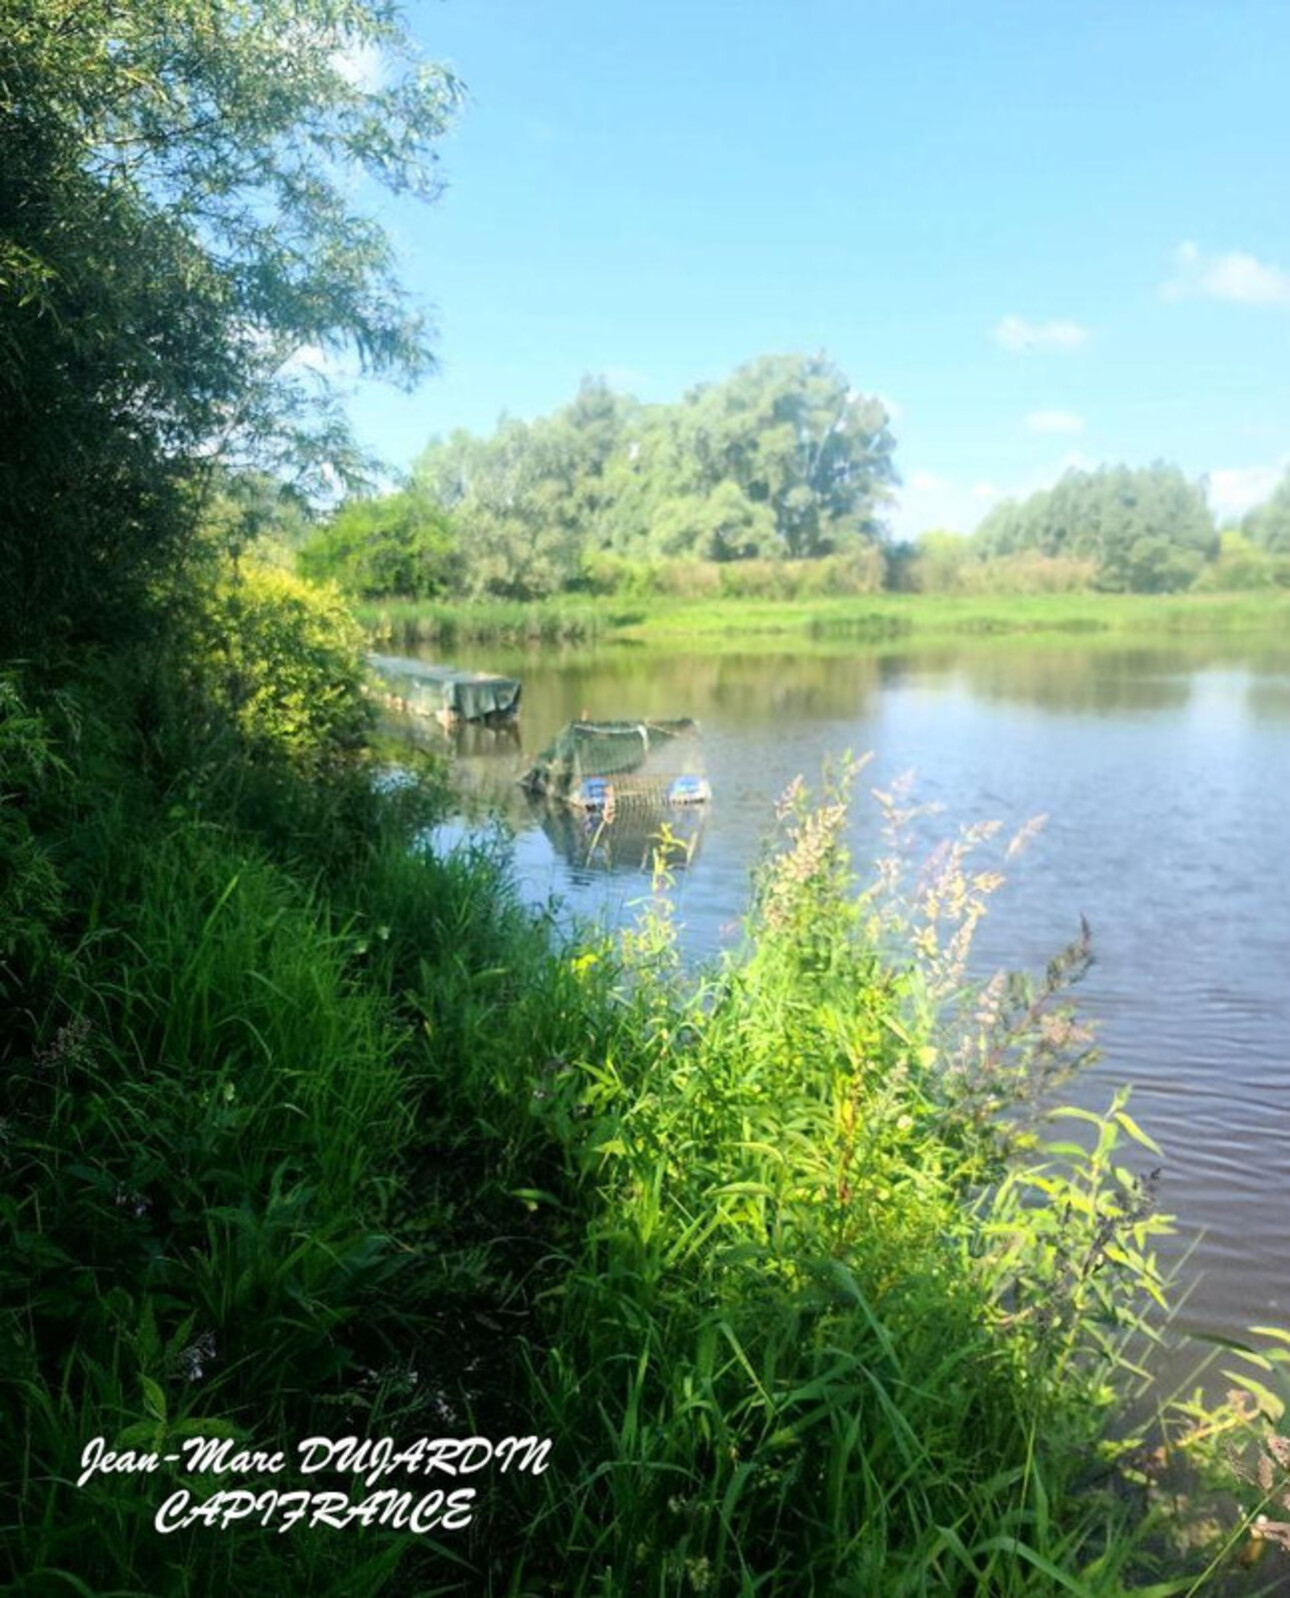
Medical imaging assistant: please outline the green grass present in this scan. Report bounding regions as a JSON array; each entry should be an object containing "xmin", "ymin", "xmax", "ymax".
[
  {"xmin": 356, "ymin": 589, "xmax": 1290, "ymax": 654},
  {"xmin": 617, "ymin": 589, "xmax": 1290, "ymax": 642},
  {"xmin": 3, "ymin": 664, "xmax": 1283, "ymax": 1595},
  {"xmin": 358, "ymin": 597, "xmax": 618, "ymax": 650}
]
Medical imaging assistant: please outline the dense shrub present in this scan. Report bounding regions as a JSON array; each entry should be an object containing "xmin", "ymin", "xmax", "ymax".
[
  {"xmin": 0, "ymin": 677, "xmax": 65, "ymax": 1013},
  {"xmin": 901, "ymin": 535, "xmax": 1096, "ymax": 595},
  {"xmin": 1192, "ymin": 530, "xmax": 1290, "ymax": 591},
  {"xmin": 298, "ymin": 490, "xmax": 463, "ymax": 600},
  {"xmin": 191, "ymin": 563, "xmax": 373, "ymax": 774},
  {"xmin": 568, "ymin": 550, "xmax": 887, "ymax": 601}
]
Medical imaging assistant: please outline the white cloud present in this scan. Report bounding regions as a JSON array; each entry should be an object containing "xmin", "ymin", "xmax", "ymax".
[
  {"xmin": 909, "ymin": 469, "xmax": 943, "ymax": 492},
  {"xmin": 1026, "ymin": 409, "xmax": 1085, "ymax": 435},
  {"xmin": 972, "ymin": 481, "xmax": 1000, "ymax": 500},
  {"xmin": 994, "ymin": 315, "xmax": 1090, "ymax": 353},
  {"xmin": 1162, "ymin": 241, "xmax": 1290, "ymax": 307},
  {"xmin": 1206, "ymin": 461, "xmax": 1287, "ymax": 520}
]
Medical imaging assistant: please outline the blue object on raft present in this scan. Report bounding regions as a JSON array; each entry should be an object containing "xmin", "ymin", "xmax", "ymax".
[
  {"xmin": 667, "ymin": 775, "xmax": 711, "ymax": 806},
  {"xmin": 575, "ymin": 777, "xmax": 616, "ymax": 811}
]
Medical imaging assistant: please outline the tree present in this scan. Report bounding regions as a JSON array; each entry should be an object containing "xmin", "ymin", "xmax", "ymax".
[
  {"xmin": 974, "ymin": 463, "xmax": 1215, "ymax": 592},
  {"xmin": 1, "ymin": 0, "xmax": 460, "ymax": 648},
  {"xmin": 674, "ymin": 354, "xmax": 897, "ymax": 557},
  {"xmin": 415, "ymin": 417, "xmax": 591, "ymax": 599},
  {"xmin": 298, "ymin": 488, "xmax": 461, "ymax": 599},
  {"xmin": 1243, "ymin": 467, "xmax": 1290, "ymax": 553}
]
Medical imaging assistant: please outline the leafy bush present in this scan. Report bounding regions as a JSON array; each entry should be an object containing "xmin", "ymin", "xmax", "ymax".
[
  {"xmin": 192, "ymin": 563, "xmax": 372, "ymax": 774},
  {"xmin": 496, "ymin": 763, "xmax": 1243, "ymax": 1594},
  {"xmin": 569, "ymin": 550, "xmax": 888, "ymax": 601},
  {"xmin": 298, "ymin": 490, "xmax": 463, "ymax": 600},
  {"xmin": 717, "ymin": 548, "xmax": 887, "ymax": 598},
  {"xmin": 1192, "ymin": 530, "xmax": 1290, "ymax": 591},
  {"xmin": 904, "ymin": 541, "xmax": 1097, "ymax": 595}
]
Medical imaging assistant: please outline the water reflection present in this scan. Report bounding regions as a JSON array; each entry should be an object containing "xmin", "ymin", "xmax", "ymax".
[
  {"xmin": 437, "ymin": 646, "xmax": 883, "ymax": 732},
  {"xmin": 532, "ymin": 797, "xmax": 707, "ymax": 879},
  {"xmin": 1247, "ymin": 676, "xmax": 1290, "ymax": 722},
  {"xmin": 379, "ymin": 706, "xmax": 527, "ymax": 809},
  {"xmin": 953, "ymin": 648, "xmax": 1195, "ymax": 714},
  {"xmin": 443, "ymin": 637, "xmax": 1290, "ymax": 728}
]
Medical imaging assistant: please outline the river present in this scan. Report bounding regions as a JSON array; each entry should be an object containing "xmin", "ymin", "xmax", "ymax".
[{"xmin": 400, "ymin": 634, "xmax": 1290, "ymax": 1366}]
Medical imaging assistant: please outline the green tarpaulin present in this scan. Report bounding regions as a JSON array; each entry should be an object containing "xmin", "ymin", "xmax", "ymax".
[
  {"xmin": 520, "ymin": 718, "xmax": 708, "ymax": 808},
  {"xmin": 368, "ymin": 654, "xmax": 522, "ymax": 723}
]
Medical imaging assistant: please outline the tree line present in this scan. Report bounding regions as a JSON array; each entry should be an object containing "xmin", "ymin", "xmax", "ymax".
[
  {"xmin": 299, "ymin": 356, "xmax": 899, "ymax": 600},
  {"xmin": 903, "ymin": 463, "xmax": 1290, "ymax": 595},
  {"xmin": 300, "ymin": 379, "xmax": 1290, "ymax": 599}
]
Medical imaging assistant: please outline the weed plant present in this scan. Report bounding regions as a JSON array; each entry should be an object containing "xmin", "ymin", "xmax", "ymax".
[{"xmin": 498, "ymin": 761, "xmax": 1202, "ymax": 1595}]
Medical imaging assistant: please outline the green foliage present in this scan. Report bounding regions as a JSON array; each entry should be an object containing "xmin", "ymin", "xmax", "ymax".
[
  {"xmin": 678, "ymin": 352, "xmax": 898, "ymax": 558},
  {"xmin": 503, "ymin": 764, "xmax": 1254, "ymax": 1593},
  {"xmin": 413, "ymin": 377, "xmax": 633, "ymax": 599},
  {"xmin": 0, "ymin": 0, "xmax": 459, "ymax": 650},
  {"xmin": 1242, "ymin": 466, "xmax": 1290, "ymax": 554},
  {"xmin": 192, "ymin": 563, "xmax": 373, "ymax": 774},
  {"xmin": 1, "ymin": 649, "xmax": 568, "ymax": 1594},
  {"xmin": 0, "ymin": 676, "xmax": 66, "ymax": 1006},
  {"xmin": 575, "ymin": 549, "xmax": 888, "ymax": 600},
  {"xmin": 1192, "ymin": 529, "xmax": 1290, "ymax": 591},
  {"xmin": 390, "ymin": 355, "xmax": 897, "ymax": 600},
  {"xmin": 5, "ymin": 654, "xmax": 1283, "ymax": 1593},
  {"xmin": 299, "ymin": 486, "xmax": 463, "ymax": 598},
  {"xmin": 197, "ymin": 468, "xmax": 316, "ymax": 572},
  {"xmin": 901, "ymin": 533, "xmax": 1097, "ymax": 595},
  {"xmin": 364, "ymin": 595, "xmax": 611, "ymax": 650},
  {"xmin": 974, "ymin": 464, "xmax": 1216, "ymax": 593}
]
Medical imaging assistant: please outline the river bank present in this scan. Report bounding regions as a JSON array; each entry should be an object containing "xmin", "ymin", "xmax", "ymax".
[
  {"xmin": 359, "ymin": 588, "xmax": 1290, "ymax": 652},
  {"xmin": 7, "ymin": 591, "xmax": 1288, "ymax": 1592}
]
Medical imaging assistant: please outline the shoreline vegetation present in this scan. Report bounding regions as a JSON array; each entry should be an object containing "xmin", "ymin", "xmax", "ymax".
[
  {"xmin": 8, "ymin": 4, "xmax": 1290, "ymax": 1589},
  {"xmin": 359, "ymin": 588, "xmax": 1290, "ymax": 652},
  {"xmin": 7, "ymin": 577, "xmax": 1290, "ymax": 1594}
]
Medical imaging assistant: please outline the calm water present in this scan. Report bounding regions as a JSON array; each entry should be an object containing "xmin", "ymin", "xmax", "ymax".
[{"xmin": 402, "ymin": 637, "xmax": 1290, "ymax": 1359}]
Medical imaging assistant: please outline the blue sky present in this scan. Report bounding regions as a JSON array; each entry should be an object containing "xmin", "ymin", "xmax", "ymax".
[{"xmin": 338, "ymin": 0, "xmax": 1290, "ymax": 537}]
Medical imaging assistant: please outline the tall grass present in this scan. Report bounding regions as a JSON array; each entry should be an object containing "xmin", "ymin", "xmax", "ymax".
[
  {"xmin": 360, "ymin": 598, "xmax": 615, "ymax": 651},
  {"xmin": 4, "ymin": 671, "xmax": 1288, "ymax": 1594},
  {"xmin": 616, "ymin": 590, "xmax": 1290, "ymax": 645},
  {"xmin": 495, "ymin": 763, "xmax": 1206, "ymax": 1595}
]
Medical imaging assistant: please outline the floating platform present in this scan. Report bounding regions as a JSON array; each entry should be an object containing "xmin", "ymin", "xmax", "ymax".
[
  {"xmin": 537, "ymin": 794, "xmax": 707, "ymax": 876},
  {"xmin": 520, "ymin": 718, "xmax": 710, "ymax": 811},
  {"xmin": 367, "ymin": 654, "xmax": 522, "ymax": 726}
]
